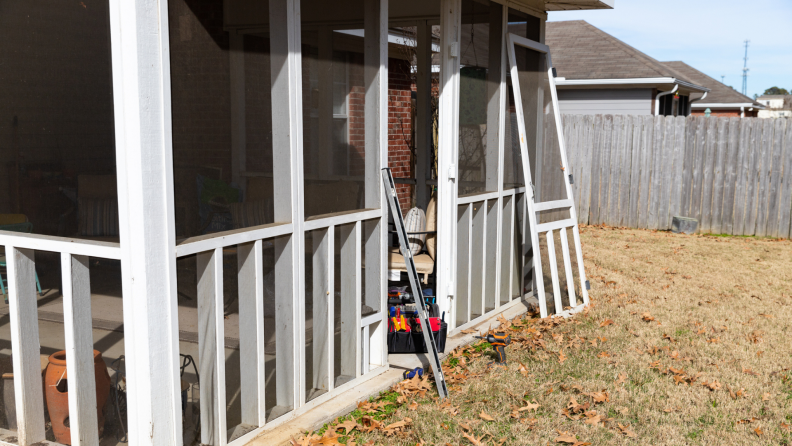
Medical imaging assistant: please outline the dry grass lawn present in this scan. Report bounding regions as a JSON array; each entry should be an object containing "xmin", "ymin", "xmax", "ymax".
[{"xmin": 295, "ymin": 225, "xmax": 792, "ymax": 446}]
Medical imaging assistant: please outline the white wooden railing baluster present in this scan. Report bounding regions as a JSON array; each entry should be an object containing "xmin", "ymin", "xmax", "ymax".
[
  {"xmin": 339, "ymin": 223, "xmax": 361, "ymax": 382},
  {"xmin": 197, "ymin": 248, "xmax": 227, "ymax": 445},
  {"xmin": 7, "ymin": 247, "xmax": 46, "ymax": 446},
  {"xmin": 238, "ymin": 241, "xmax": 265, "ymax": 427},
  {"xmin": 62, "ymin": 253, "xmax": 99, "ymax": 446},
  {"xmin": 311, "ymin": 229, "xmax": 331, "ymax": 395},
  {"xmin": 559, "ymin": 228, "xmax": 577, "ymax": 307},
  {"xmin": 546, "ymin": 231, "xmax": 563, "ymax": 314}
]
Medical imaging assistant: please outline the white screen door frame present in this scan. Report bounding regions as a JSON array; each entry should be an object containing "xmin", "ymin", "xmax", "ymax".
[{"xmin": 505, "ymin": 32, "xmax": 589, "ymax": 318}]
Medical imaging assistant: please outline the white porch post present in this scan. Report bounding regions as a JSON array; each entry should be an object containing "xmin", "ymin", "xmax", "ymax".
[
  {"xmin": 437, "ymin": 0, "xmax": 462, "ymax": 327},
  {"xmin": 270, "ymin": 0, "xmax": 304, "ymax": 412},
  {"xmin": 108, "ymin": 0, "xmax": 183, "ymax": 444},
  {"xmin": 364, "ymin": 0, "xmax": 388, "ymax": 368}
]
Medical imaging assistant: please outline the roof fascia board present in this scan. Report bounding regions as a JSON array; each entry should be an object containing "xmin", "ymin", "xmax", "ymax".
[
  {"xmin": 555, "ymin": 77, "xmax": 708, "ymax": 92},
  {"xmin": 692, "ymin": 103, "xmax": 765, "ymax": 109},
  {"xmin": 497, "ymin": 0, "xmax": 547, "ymax": 19}
]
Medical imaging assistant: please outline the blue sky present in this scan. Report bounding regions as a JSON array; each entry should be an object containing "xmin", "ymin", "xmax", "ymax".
[{"xmin": 548, "ymin": 0, "xmax": 792, "ymax": 98}]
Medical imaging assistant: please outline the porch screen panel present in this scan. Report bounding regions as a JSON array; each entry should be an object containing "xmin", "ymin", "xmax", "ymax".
[
  {"xmin": 502, "ymin": 10, "xmax": 539, "ymax": 190},
  {"xmin": 167, "ymin": 0, "xmax": 276, "ymax": 239},
  {"xmin": 512, "ymin": 44, "xmax": 568, "ymax": 220},
  {"xmin": 300, "ymin": 29, "xmax": 367, "ymax": 220},
  {"xmin": 456, "ymin": 0, "xmax": 500, "ymax": 196}
]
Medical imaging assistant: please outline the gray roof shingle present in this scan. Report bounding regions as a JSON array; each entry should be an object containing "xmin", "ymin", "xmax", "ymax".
[
  {"xmin": 661, "ymin": 61, "xmax": 763, "ymax": 108},
  {"xmin": 546, "ymin": 21, "xmax": 696, "ymax": 81}
]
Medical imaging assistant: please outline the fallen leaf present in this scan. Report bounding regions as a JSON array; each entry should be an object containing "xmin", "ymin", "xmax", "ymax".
[
  {"xmin": 335, "ymin": 419, "xmax": 358, "ymax": 434},
  {"xmin": 599, "ymin": 319, "xmax": 614, "ymax": 327},
  {"xmin": 616, "ymin": 373, "xmax": 627, "ymax": 385},
  {"xmin": 555, "ymin": 430, "xmax": 578, "ymax": 444},
  {"xmin": 408, "ymin": 401, "xmax": 419, "ymax": 410},
  {"xmin": 584, "ymin": 413, "xmax": 601, "ymax": 425},
  {"xmin": 762, "ymin": 392, "xmax": 771, "ymax": 401},
  {"xmin": 642, "ymin": 312, "xmax": 655, "ymax": 322},
  {"xmin": 462, "ymin": 432, "xmax": 483, "ymax": 445},
  {"xmin": 618, "ymin": 423, "xmax": 638, "ymax": 438},
  {"xmin": 558, "ymin": 350, "xmax": 568, "ymax": 364},
  {"xmin": 479, "ymin": 411, "xmax": 495, "ymax": 422},
  {"xmin": 754, "ymin": 427, "xmax": 763, "ymax": 436},
  {"xmin": 518, "ymin": 361, "xmax": 530, "ymax": 377}
]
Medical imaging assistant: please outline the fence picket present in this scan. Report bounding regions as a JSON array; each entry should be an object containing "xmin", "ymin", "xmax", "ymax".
[
  {"xmin": 648, "ymin": 116, "xmax": 664, "ymax": 229},
  {"xmin": 637, "ymin": 115, "xmax": 654, "ymax": 228},
  {"xmin": 721, "ymin": 118, "xmax": 741, "ymax": 234},
  {"xmin": 607, "ymin": 115, "xmax": 623, "ymax": 226},
  {"xmin": 680, "ymin": 116, "xmax": 697, "ymax": 217},
  {"xmin": 699, "ymin": 118, "xmax": 718, "ymax": 233},
  {"xmin": 627, "ymin": 115, "xmax": 643, "ymax": 228},
  {"xmin": 710, "ymin": 118, "xmax": 729, "ymax": 234},
  {"xmin": 766, "ymin": 119, "xmax": 787, "ymax": 237},
  {"xmin": 757, "ymin": 119, "xmax": 776, "ymax": 236},
  {"xmin": 588, "ymin": 115, "xmax": 603, "ymax": 225},
  {"xmin": 733, "ymin": 118, "xmax": 752, "ymax": 235},
  {"xmin": 780, "ymin": 119, "xmax": 792, "ymax": 238},
  {"xmin": 657, "ymin": 117, "xmax": 675, "ymax": 229},
  {"xmin": 669, "ymin": 116, "xmax": 687, "ymax": 225},
  {"xmin": 690, "ymin": 117, "xmax": 707, "ymax": 225},
  {"xmin": 618, "ymin": 115, "xmax": 634, "ymax": 226},
  {"xmin": 598, "ymin": 115, "xmax": 613, "ymax": 225},
  {"xmin": 579, "ymin": 115, "xmax": 593, "ymax": 223},
  {"xmin": 747, "ymin": 119, "xmax": 764, "ymax": 235}
]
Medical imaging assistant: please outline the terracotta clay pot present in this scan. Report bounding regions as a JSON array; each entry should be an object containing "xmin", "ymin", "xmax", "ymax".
[{"xmin": 44, "ymin": 350, "xmax": 111, "ymax": 444}]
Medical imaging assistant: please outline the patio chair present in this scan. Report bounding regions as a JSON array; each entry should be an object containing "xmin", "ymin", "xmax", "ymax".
[
  {"xmin": 388, "ymin": 197, "xmax": 436, "ymax": 284},
  {"xmin": 0, "ymin": 214, "xmax": 44, "ymax": 300}
]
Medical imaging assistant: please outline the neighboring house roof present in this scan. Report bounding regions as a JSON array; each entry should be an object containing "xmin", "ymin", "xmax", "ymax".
[
  {"xmin": 662, "ymin": 61, "xmax": 764, "ymax": 109},
  {"xmin": 546, "ymin": 20, "xmax": 707, "ymax": 93}
]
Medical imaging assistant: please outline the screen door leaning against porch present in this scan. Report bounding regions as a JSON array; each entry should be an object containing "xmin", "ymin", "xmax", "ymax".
[{"xmin": 505, "ymin": 33, "xmax": 589, "ymax": 318}]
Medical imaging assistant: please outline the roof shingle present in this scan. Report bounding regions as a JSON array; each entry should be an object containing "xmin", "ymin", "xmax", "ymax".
[{"xmin": 546, "ymin": 20, "xmax": 695, "ymax": 83}]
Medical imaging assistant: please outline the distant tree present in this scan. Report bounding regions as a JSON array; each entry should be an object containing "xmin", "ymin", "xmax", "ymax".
[{"xmin": 763, "ymin": 86, "xmax": 790, "ymax": 95}]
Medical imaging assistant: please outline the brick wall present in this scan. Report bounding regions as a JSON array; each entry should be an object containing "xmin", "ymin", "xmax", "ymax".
[
  {"xmin": 388, "ymin": 58, "xmax": 415, "ymax": 214},
  {"xmin": 690, "ymin": 109, "xmax": 759, "ymax": 118}
]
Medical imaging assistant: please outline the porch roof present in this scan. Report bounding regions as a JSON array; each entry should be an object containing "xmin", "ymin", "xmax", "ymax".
[{"xmin": 543, "ymin": 0, "xmax": 615, "ymax": 11}]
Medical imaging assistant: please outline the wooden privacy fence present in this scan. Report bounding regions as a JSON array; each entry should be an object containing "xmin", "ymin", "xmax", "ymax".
[{"xmin": 561, "ymin": 115, "xmax": 792, "ymax": 238}]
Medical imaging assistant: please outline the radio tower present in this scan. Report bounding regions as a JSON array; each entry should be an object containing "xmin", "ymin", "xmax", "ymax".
[{"xmin": 741, "ymin": 40, "xmax": 750, "ymax": 96}]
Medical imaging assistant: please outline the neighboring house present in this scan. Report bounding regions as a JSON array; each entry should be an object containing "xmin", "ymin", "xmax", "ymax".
[
  {"xmin": 546, "ymin": 21, "xmax": 709, "ymax": 116},
  {"xmin": 662, "ymin": 61, "xmax": 764, "ymax": 117},
  {"xmin": 756, "ymin": 95, "xmax": 792, "ymax": 118}
]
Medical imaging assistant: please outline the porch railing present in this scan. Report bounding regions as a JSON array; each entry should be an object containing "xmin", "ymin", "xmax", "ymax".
[
  {"xmin": 453, "ymin": 187, "xmax": 528, "ymax": 332},
  {"xmin": 174, "ymin": 207, "xmax": 386, "ymax": 445},
  {"xmin": 0, "ymin": 230, "xmax": 121, "ymax": 446}
]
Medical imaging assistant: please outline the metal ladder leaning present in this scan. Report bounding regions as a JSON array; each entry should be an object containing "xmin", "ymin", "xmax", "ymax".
[{"xmin": 381, "ymin": 167, "xmax": 449, "ymax": 399}]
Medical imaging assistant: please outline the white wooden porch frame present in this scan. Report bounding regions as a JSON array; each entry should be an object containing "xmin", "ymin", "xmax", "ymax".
[
  {"xmin": 505, "ymin": 32, "xmax": 590, "ymax": 317},
  {"xmin": 437, "ymin": 0, "xmax": 462, "ymax": 325},
  {"xmin": 108, "ymin": 0, "xmax": 183, "ymax": 444}
]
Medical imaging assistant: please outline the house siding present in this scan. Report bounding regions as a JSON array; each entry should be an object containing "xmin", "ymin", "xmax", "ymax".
[{"xmin": 557, "ymin": 88, "xmax": 653, "ymax": 115}]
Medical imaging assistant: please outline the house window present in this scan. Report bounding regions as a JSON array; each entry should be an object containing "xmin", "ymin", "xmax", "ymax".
[{"xmin": 332, "ymin": 51, "xmax": 350, "ymax": 175}]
